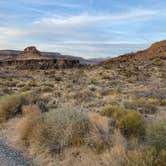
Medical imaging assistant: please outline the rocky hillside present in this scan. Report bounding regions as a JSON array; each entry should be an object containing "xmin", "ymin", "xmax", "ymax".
[
  {"xmin": 103, "ymin": 40, "xmax": 166, "ymax": 64},
  {"xmin": 101, "ymin": 40, "xmax": 166, "ymax": 83}
]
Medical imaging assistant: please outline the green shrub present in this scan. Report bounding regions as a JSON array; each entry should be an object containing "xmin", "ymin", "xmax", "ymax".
[
  {"xmin": 118, "ymin": 111, "xmax": 144, "ymax": 137},
  {"xmin": 100, "ymin": 105, "xmax": 144, "ymax": 137},
  {"xmin": 146, "ymin": 120, "xmax": 166, "ymax": 151}
]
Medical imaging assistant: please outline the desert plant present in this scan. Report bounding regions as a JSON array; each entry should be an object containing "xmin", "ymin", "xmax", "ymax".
[
  {"xmin": 100, "ymin": 105, "xmax": 125, "ymax": 118},
  {"xmin": 0, "ymin": 93, "xmax": 28, "ymax": 123},
  {"xmin": 125, "ymin": 147, "xmax": 158, "ymax": 166},
  {"xmin": 146, "ymin": 120, "xmax": 166, "ymax": 151},
  {"xmin": 19, "ymin": 109, "xmax": 92, "ymax": 153},
  {"xmin": 100, "ymin": 105, "xmax": 144, "ymax": 138},
  {"xmin": 118, "ymin": 111, "xmax": 145, "ymax": 138}
]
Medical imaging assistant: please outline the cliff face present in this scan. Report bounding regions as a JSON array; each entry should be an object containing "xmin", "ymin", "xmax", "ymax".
[{"xmin": 0, "ymin": 46, "xmax": 82, "ymax": 69}]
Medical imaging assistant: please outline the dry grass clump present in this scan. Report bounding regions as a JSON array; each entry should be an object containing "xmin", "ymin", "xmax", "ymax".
[
  {"xmin": 19, "ymin": 109, "xmax": 92, "ymax": 154},
  {"xmin": 87, "ymin": 113, "xmax": 112, "ymax": 153},
  {"xmin": 0, "ymin": 93, "xmax": 28, "ymax": 123},
  {"xmin": 146, "ymin": 120, "xmax": 166, "ymax": 151},
  {"xmin": 18, "ymin": 108, "xmax": 113, "ymax": 157},
  {"xmin": 124, "ymin": 147, "xmax": 161, "ymax": 166},
  {"xmin": 0, "ymin": 91, "xmax": 42, "ymax": 123}
]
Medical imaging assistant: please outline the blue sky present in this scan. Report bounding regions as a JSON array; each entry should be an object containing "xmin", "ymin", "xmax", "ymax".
[{"xmin": 0, "ymin": 0, "xmax": 166, "ymax": 58}]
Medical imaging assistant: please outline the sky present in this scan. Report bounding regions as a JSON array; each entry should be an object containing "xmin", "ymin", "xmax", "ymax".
[{"xmin": 0, "ymin": 0, "xmax": 166, "ymax": 58}]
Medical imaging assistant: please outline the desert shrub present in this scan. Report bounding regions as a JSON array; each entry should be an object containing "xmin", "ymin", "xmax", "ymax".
[
  {"xmin": 19, "ymin": 109, "xmax": 92, "ymax": 153},
  {"xmin": 118, "ymin": 111, "xmax": 144, "ymax": 138},
  {"xmin": 0, "ymin": 92, "xmax": 40, "ymax": 123},
  {"xmin": 100, "ymin": 105, "xmax": 125, "ymax": 118},
  {"xmin": 0, "ymin": 93, "xmax": 28, "ymax": 123},
  {"xmin": 146, "ymin": 120, "xmax": 166, "ymax": 151},
  {"xmin": 100, "ymin": 105, "xmax": 144, "ymax": 137},
  {"xmin": 19, "ymin": 108, "xmax": 113, "ymax": 154}
]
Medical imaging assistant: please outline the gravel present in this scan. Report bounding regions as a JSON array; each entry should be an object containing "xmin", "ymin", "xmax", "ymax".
[{"xmin": 0, "ymin": 140, "xmax": 35, "ymax": 166}]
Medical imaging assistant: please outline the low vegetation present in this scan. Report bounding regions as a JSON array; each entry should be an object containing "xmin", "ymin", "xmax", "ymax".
[
  {"xmin": 0, "ymin": 55, "xmax": 165, "ymax": 165},
  {"xmin": 100, "ymin": 105, "xmax": 144, "ymax": 138}
]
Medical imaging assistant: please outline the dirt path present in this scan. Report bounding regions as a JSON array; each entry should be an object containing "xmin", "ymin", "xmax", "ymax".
[{"xmin": 0, "ymin": 140, "xmax": 35, "ymax": 166}]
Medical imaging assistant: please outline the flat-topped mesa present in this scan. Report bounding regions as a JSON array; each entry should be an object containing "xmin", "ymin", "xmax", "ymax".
[
  {"xmin": 0, "ymin": 46, "xmax": 83, "ymax": 69},
  {"xmin": 24, "ymin": 46, "xmax": 41, "ymax": 55},
  {"xmin": 19, "ymin": 46, "xmax": 43, "ymax": 59}
]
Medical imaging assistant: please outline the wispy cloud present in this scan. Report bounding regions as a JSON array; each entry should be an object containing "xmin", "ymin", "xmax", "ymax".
[
  {"xmin": 35, "ymin": 8, "xmax": 158, "ymax": 27},
  {"xmin": 17, "ymin": 0, "xmax": 81, "ymax": 8}
]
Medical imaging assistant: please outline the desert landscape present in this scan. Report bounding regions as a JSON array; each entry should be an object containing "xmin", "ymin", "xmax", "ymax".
[{"xmin": 0, "ymin": 40, "xmax": 166, "ymax": 166}]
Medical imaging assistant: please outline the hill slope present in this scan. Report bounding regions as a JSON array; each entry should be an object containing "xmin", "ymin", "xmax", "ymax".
[{"xmin": 102, "ymin": 40, "xmax": 166, "ymax": 64}]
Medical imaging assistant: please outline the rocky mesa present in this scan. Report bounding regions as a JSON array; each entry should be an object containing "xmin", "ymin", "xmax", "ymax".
[{"xmin": 0, "ymin": 46, "xmax": 82, "ymax": 69}]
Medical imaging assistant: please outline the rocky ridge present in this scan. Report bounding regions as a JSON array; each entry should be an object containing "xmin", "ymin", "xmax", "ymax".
[{"xmin": 103, "ymin": 40, "xmax": 166, "ymax": 64}]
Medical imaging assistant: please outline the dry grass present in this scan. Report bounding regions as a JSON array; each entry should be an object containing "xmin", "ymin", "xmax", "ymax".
[
  {"xmin": 18, "ymin": 109, "xmax": 92, "ymax": 153},
  {"xmin": 0, "ymin": 93, "xmax": 26, "ymax": 123}
]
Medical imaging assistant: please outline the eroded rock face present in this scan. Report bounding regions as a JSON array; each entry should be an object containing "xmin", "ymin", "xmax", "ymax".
[{"xmin": 23, "ymin": 46, "xmax": 41, "ymax": 56}]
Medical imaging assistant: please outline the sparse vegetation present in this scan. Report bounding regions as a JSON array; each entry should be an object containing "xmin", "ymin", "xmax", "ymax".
[
  {"xmin": 100, "ymin": 105, "xmax": 144, "ymax": 138},
  {"xmin": 0, "ymin": 48, "xmax": 165, "ymax": 165},
  {"xmin": 146, "ymin": 120, "xmax": 166, "ymax": 151},
  {"xmin": 0, "ymin": 93, "xmax": 28, "ymax": 123}
]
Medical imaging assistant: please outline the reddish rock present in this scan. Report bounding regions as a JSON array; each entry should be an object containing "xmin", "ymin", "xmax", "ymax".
[
  {"xmin": 23, "ymin": 46, "xmax": 41, "ymax": 55},
  {"xmin": 103, "ymin": 40, "xmax": 166, "ymax": 64}
]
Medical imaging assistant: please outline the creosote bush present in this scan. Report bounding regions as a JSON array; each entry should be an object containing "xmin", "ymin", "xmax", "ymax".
[
  {"xmin": 118, "ymin": 111, "xmax": 144, "ymax": 138},
  {"xmin": 100, "ymin": 105, "xmax": 144, "ymax": 138}
]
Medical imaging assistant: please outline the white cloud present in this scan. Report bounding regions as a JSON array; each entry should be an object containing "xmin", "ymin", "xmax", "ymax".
[
  {"xmin": 0, "ymin": 27, "xmax": 31, "ymax": 37},
  {"xmin": 0, "ymin": 7, "xmax": 161, "ymax": 58},
  {"xmin": 35, "ymin": 8, "xmax": 158, "ymax": 27}
]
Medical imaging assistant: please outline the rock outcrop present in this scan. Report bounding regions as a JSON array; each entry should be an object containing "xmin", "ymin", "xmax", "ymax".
[
  {"xmin": 0, "ymin": 46, "xmax": 82, "ymax": 69},
  {"xmin": 23, "ymin": 46, "xmax": 41, "ymax": 55}
]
